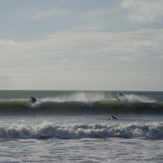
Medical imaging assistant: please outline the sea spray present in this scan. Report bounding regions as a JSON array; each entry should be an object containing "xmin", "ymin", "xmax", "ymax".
[{"xmin": 124, "ymin": 94, "xmax": 156, "ymax": 103}]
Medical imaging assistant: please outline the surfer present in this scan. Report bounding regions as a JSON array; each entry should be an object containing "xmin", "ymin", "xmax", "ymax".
[
  {"xmin": 30, "ymin": 96, "xmax": 37, "ymax": 103},
  {"xmin": 118, "ymin": 92, "xmax": 124, "ymax": 97},
  {"xmin": 108, "ymin": 116, "xmax": 117, "ymax": 120}
]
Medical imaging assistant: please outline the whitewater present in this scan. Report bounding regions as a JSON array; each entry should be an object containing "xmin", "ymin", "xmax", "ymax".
[{"xmin": 0, "ymin": 90, "xmax": 163, "ymax": 162}]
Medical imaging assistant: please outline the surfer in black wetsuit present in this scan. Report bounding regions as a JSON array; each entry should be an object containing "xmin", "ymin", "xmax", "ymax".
[
  {"xmin": 118, "ymin": 92, "xmax": 124, "ymax": 97},
  {"xmin": 30, "ymin": 96, "xmax": 37, "ymax": 103},
  {"xmin": 108, "ymin": 116, "xmax": 117, "ymax": 120}
]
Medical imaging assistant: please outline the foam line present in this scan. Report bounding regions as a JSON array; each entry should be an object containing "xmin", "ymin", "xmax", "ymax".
[{"xmin": 0, "ymin": 122, "xmax": 162, "ymax": 139}]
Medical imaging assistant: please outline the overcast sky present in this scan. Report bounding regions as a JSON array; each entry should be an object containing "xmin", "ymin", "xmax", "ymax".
[{"xmin": 0, "ymin": 0, "xmax": 163, "ymax": 91}]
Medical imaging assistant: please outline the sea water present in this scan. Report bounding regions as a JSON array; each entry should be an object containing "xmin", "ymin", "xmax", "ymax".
[{"xmin": 0, "ymin": 90, "xmax": 163, "ymax": 163}]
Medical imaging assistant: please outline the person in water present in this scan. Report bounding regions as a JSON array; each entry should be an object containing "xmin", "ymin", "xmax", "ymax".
[
  {"xmin": 30, "ymin": 96, "xmax": 37, "ymax": 103},
  {"xmin": 108, "ymin": 116, "xmax": 117, "ymax": 120}
]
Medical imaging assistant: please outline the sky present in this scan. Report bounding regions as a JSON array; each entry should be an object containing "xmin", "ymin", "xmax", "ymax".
[{"xmin": 0, "ymin": 0, "xmax": 163, "ymax": 91}]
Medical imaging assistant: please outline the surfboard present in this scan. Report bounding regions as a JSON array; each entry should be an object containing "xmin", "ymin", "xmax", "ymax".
[{"xmin": 110, "ymin": 92, "xmax": 121, "ymax": 102}]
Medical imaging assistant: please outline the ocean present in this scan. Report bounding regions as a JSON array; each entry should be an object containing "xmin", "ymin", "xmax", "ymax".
[{"xmin": 0, "ymin": 90, "xmax": 163, "ymax": 163}]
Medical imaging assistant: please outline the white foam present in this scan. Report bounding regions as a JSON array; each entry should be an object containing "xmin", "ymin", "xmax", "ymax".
[{"xmin": 0, "ymin": 122, "xmax": 162, "ymax": 139}]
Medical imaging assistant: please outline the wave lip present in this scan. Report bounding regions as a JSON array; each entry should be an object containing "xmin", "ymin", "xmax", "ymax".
[{"xmin": 0, "ymin": 122, "xmax": 163, "ymax": 139}]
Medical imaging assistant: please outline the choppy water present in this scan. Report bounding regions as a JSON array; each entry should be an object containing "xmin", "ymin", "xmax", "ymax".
[{"xmin": 0, "ymin": 90, "xmax": 163, "ymax": 162}]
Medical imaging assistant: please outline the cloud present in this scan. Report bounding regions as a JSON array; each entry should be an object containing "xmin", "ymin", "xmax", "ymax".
[
  {"xmin": 0, "ymin": 28, "xmax": 163, "ymax": 67},
  {"xmin": 0, "ymin": 39, "xmax": 17, "ymax": 47},
  {"xmin": 1, "ymin": 1, "xmax": 163, "ymax": 90},
  {"xmin": 0, "ymin": 28, "xmax": 162, "ymax": 90},
  {"xmin": 121, "ymin": 0, "xmax": 163, "ymax": 23}
]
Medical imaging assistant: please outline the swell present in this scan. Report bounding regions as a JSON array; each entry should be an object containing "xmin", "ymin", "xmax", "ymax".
[
  {"xmin": 0, "ymin": 100, "xmax": 163, "ymax": 115},
  {"xmin": 0, "ymin": 122, "xmax": 163, "ymax": 139}
]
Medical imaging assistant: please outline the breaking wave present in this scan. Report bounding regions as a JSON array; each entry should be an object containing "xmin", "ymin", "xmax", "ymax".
[
  {"xmin": 0, "ymin": 122, "xmax": 163, "ymax": 139},
  {"xmin": 0, "ymin": 92, "xmax": 162, "ymax": 115}
]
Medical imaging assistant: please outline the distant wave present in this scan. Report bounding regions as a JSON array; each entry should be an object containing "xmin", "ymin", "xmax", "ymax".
[
  {"xmin": 0, "ymin": 122, "xmax": 163, "ymax": 139},
  {"xmin": 0, "ymin": 100, "xmax": 162, "ymax": 115}
]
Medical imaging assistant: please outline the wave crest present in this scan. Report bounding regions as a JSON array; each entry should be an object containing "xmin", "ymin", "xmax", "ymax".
[{"xmin": 0, "ymin": 122, "xmax": 163, "ymax": 139}]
